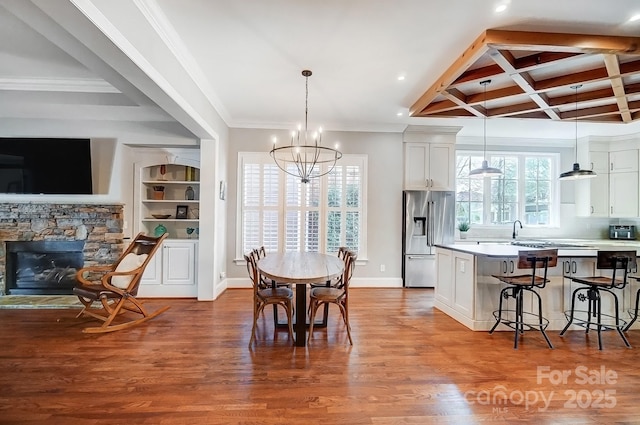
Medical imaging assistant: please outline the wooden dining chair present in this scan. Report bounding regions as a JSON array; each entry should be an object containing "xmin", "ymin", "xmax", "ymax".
[
  {"xmin": 72, "ymin": 232, "xmax": 169, "ymax": 333},
  {"xmin": 311, "ymin": 247, "xmax": 352, "ymax": 289},
  {"xmin": 251, "ymin": 247, "xmax": 291, "ymax": 289},
  {"xmin": 247, "ymin": 247, "xmax": 292, "ymax": 326},
  {"xmin": 307, "ymin": 250, "xmax": 356, "ymax": 345},
  {"xmin": 308, "ymin": 248, "xmax": 357, "ymax": 320},
  {"xmin": 245, "ymin": 253, "xmax": 294, "ymax": 345}
]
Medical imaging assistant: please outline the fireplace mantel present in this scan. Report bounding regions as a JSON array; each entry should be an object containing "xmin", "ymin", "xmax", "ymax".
[{"xmin": 0, "ymin": 203, "xmax": 124, "ymax": 295}]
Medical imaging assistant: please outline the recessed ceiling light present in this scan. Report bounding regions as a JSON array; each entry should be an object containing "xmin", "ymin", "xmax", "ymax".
[
  {"xmin": 495, "ymin": 4, "xmax": 507, "ymax": 13},
  {"xmin": 397, "ymin": 74, "xmax": 406, "ymax": 81},
  {"xmin": 397, "ymin": 112, "xmax": 403, "ymax": 117},
  {"xmin": 629, "ymin": 14, "xmax": 640, "ymax": 22}
]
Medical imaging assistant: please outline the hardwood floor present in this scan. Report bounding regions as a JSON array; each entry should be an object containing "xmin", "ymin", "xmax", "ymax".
[{"xmin": 1, "ymin": 288, "xmax": 639, "ymax": 424}]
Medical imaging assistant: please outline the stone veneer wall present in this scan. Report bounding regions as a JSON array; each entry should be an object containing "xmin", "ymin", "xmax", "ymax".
[{"xmin": 0, "ymin": 203, "xmax": 124, "ymax": 295}]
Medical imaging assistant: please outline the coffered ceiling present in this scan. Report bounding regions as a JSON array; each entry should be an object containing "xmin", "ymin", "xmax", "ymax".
[
  {"xmin": 3, "ymin": 1, "xmax": 640, "ymax": 141},
  {"xmin": 410, "ymin": 29, "xmax": 640, "ymax": 125}
]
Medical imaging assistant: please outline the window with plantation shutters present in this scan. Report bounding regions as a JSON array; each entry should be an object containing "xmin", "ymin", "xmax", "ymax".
[{"xmin": 237, "ymin": 152, "xmax": 367, "ymax": 259}]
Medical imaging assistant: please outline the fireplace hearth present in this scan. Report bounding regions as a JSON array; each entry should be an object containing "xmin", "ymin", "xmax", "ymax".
[{"xmin": 6, "ymin": 241, "xmax": 85, "ymax": 295}]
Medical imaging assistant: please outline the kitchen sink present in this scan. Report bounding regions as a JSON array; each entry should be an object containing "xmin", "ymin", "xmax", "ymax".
[{"xmin": 510, "ymin": 240, "xmax": 590, "ymax": 249}]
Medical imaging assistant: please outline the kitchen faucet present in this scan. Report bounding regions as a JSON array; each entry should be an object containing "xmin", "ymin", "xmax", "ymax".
[{"xmin": 512, "ymin": 220, "xmax": 523, "ymax": 239}]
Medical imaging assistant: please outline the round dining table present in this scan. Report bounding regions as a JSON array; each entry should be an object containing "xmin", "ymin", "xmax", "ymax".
[{"xmin": 257, "ymin": 252, "xmax": 344, "ymax": 347}]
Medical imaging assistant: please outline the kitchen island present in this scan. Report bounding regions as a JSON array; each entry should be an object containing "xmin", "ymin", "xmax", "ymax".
[{"xmin": 434, "ymin": 242, "xmax": 640, "ymax": 331}]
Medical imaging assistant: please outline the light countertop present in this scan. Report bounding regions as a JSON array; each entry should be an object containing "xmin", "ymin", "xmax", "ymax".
[{"xmin": 436, "ymin": 241, "xmax": 640, "ymax": 258}]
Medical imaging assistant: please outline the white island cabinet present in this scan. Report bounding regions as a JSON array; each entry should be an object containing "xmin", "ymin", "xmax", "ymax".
[
  {"xmin": 434, "ymin": 248, "xmax": 475, "ymax": 327},
  {"xmin": 434, "ymin": 244, "xmax": 638, "ymax": 331}
]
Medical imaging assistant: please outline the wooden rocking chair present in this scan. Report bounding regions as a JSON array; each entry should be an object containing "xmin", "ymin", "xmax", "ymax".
[{"xmin": 73, "ymin": 232, "xmax": 169, "ymax": 333}]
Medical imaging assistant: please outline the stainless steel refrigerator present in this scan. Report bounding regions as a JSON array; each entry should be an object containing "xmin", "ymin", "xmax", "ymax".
[{"xmin": 402, "ymin": 190, "xmax": 455, "ymax": 287}]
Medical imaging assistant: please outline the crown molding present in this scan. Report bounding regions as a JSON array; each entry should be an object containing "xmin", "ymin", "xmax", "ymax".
[{"xmin": 0, "ymin": 77, "xmax": 119, "ymax": 93}]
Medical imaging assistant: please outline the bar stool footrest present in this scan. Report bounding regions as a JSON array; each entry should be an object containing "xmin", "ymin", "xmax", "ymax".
[
  {"xmin": 563, "ymin": 310, "xmax": 628, "ymax": 332},
  {"xmin": 492, "ymin": 309, "xmax": 550, "ymax": 331}
]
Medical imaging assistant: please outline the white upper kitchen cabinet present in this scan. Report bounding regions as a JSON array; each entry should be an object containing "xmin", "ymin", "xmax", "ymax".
[
  {"xmin": 575, "ymin": 142, "xmax": 638, "ymax": 218},
  {"xmin": 609, "ymin": 149, "xmax": 638, "ymax": 218},
  {"xmin": 609, "ymin": 149, "xmax": 638, "ymax": 173},
  {"xmin": 610, "ymin": 171, "xmax": 639, "ymax": 217},
  {"xmin": 402, "ymin": 126, "xmax": 460, "ymax": 191},
  {"xmin": 589, "ymin": 151, "xmax": 609, "ymax": 174},
  {"xmin": 575, "ymin": 149, "xmax": 609, "ymax": 217}
]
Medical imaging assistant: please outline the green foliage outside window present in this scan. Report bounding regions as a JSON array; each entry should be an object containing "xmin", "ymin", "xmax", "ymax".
[{"xmin": 455, "ymin": 152, "xmax": 554, "ymax": 226}]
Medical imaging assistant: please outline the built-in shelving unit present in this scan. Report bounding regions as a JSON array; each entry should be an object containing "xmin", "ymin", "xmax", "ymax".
[{"xmin": 138, "ymin": 164, "xmax": 201, "ymax": 240}]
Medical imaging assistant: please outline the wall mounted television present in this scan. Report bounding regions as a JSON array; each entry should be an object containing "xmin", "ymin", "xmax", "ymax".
[{"xmin": 0, "ymin": 138, "xmax": 93, "ymax": 194}]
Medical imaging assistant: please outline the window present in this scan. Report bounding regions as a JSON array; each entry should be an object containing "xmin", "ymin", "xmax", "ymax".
[
  {"xmin": 237, "ymin": 152, "xmax": 367, "ymax": 258},
  {"xmin": 455, "ymin": 151, "xmax": 558, "ymax": 226}
]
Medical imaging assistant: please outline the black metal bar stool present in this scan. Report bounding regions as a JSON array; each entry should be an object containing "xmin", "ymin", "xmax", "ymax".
[
  {"xmin": 560, "ymin": 250, "xmax": 636, "ymax": 350},
  {"xmin": 624, "ymin": 275, "xmax": 640, "ymax": 332},
  {"xmin": 489, "ymin": 249, "xmax": 558, "ymax": 349}
]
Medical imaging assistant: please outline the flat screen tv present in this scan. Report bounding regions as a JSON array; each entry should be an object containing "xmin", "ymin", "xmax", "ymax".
[{"xmin": 0, "ymin": 138, "xmax": 93, "ymax": 194}]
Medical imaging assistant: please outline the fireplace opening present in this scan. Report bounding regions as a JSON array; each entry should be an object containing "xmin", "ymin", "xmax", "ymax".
[{"xmin": 6, "ymin": 241, "xmax": 85, "ymax": 295}]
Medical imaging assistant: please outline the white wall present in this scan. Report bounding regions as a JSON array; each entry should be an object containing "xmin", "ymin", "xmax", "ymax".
[{"xmin": 225, "ymin": 128, "xmax": 404, "ymax": 284}]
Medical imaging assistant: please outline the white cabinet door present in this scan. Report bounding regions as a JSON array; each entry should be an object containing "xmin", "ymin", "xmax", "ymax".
[
  {"xmin": 610, "ymin": 172, "xmax": 638, "ymax": 217},
  {"xmin": 475, "ymin": 258, "xmax": 509, "ymax": 323},
  {"xmin": 429, "ymin": 143, "xmax": 455, "ymax": 191},
  {"xmin": 140, "ymin": 240, "xmax": 198, "ymax": 297},
  {"xmin": 575, "ymin": 172, "xmax": 609, "ymax": 217},
  {"xmin": 163, "ymin": 241, "xmax": 197, "ymax": 286},
  {"xmin": 562, "ymin": 258, "xmax": 596, "ymax": 320},
  {"xmin": 404, "ymin": 143, "xmax": 429, "ymax": 189},
  {"xmin": 589, "ymin": 151, "xmax": 609, "ymax": 174},
  {"xmin": 141, "ymin": 251, "xmax": 161, "ymax": 286},
  {"xmin": 453, "ymin": 252, "xmax": 475, "ymax": 319},
  {"xmin": 435, "ymin": 248, "xmax": 453, "ymax": 307},
  {"xmin": 403, "ymin": 142, "xmax": 454, "ymax": 190},
  {"xmin": 610, "ymin": 149, "xmax": 638, "ymax": 173},
  {"xmin": 538, "ymin": 260, "xmax": 565, "ymax": 323},
  {"xmin": 589, "ymin": 173, "xmax": 609, "ymax": 217}
]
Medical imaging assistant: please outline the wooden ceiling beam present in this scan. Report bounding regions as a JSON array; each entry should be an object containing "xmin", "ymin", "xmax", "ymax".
[
  {"xmin": 549, "ymin": 87, "xmax": 615, "ymax": 107},
  {"xmin": 560, "ymin": 104, "xmax": 620, "ymax": 120},
  {"xmin": 619, "ymin": 59, "xmax": 640, "ymax": 75},
  {"xmin": 415, "ymin": 108, "xmax": 476, "ymax": 118},
  {"xmin": 410, "ymin": 30, "xmax": 492, "ymax": 116},
  {"xmin": 514, "ymin": 52, "xmax": 584, "ymax": 72},
  {"xmin": 466, "ymin": 85, "xmax": 524, "ymax": 105},
  {"xmin": 582, "ymin": 115, "xmax": 623, "ymax": 122},
  {"xmin": 411, "ymin": 29, "xmax": 640, "ymax": 123},
  {"xmin": 441, "ymin": 88, "xmax": 485, "ymax": 117},
  {"xmin": 627, "ymin": 99, "xmax": 640, "ymax": 111},
  {"xmin": 451, "ymin": 64, "xmax": 504, "ymax": 86},
  {"xmin": 484, "ymin": 29, "xmax": 640, "ymax": 55},
  {"xmin": 625, "ymin": 82, "xmax": 640, "ymax": 96},
  {"xmin": 535, "ymin": 67, "xmax": 610, "ymax": 91},
  {"xmin": 489, "ymin": 48, "xmax": 560, "ymax": 120},
  {"xmin": 603, "ymin": 54, "xmax": 632, "ymax": 122},
  {"xmin": 508, "ymin": 111, "xmax": 555, "ymax": 120},
  {"xmin": 421, "ymin": 99, "xmax": 459, "ymax": 114},
  {"xmin": 490, "ymin": 100, "xmax": 542, "ymax": 117}
]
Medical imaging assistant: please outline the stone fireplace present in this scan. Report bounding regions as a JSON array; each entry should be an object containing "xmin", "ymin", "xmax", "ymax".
[{"xmin": 0, "ymin": 203, "xmax": 124, "ymax": 295}]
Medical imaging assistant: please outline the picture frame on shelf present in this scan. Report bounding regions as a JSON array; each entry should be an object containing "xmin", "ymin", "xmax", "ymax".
[{"xmin": 176, "ymin": 205, "xmax": 189, "ymax": 219}]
